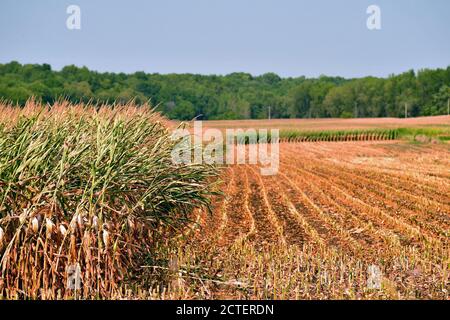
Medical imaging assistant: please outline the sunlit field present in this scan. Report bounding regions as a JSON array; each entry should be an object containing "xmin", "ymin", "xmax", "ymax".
[
  {"xmin": 200, "ymin": 115, "xmax": 450, "ymax": 131},
  {"xmin": 171, "ymin": 140, "xmax": 449, "ymax": 299},
  {"xmin": 0, "ymin": 101, "xmax": 449, "ymax": 299},
  {"xmin": 139, "ymin": 116, "xmax": 450, "ymax": 300}
]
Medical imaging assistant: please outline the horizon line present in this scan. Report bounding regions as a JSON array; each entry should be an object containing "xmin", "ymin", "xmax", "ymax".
[{"xmin": 2, "ymin": 60, "xmax": 450, "ymax": 81}]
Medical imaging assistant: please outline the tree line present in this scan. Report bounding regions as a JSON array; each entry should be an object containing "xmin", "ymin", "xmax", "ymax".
[{"xmin": 0, "ymin": 61, "xmax": 449, "ymax": 120}]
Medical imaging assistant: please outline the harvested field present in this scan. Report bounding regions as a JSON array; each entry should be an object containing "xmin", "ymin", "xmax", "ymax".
[
  {"xmin": 200, "ymin": 115, "xmax": 450, "ymax": 131},
  {"xmin": 0, "ymin": 103, "xmax": 448, "ymax": 299},
  {"xmin": 154, "ymin": 140, "xmax": 450, "ymax": 300}
]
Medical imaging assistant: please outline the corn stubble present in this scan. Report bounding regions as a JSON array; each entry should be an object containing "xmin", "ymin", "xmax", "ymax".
[
  {"xmin": 151, "ymin": 142, "xmax": 449, "ymax": 300},
  {"xmin": 0, "ymin": 100, "xmax": 216, "ymax": 299}
]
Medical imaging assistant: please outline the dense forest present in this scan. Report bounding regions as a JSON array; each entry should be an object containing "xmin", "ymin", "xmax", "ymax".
[{"xmin": 0, "ymin": 61, "xmax": 449, "ymax": 120}]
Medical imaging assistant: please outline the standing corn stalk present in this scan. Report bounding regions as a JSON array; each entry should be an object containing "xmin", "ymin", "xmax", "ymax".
[{"xmin": 0, "ymin": 100, "xmax": 217, "ymax": 299}]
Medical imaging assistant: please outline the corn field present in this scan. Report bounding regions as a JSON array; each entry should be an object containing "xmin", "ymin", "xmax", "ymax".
[
  {"xmin": 0, "ymin": 100, "xmax": 217, "ymax": 299},
  {"xmin": 0, "ymin": 100, "xmax": 448, "ymax": 300}
]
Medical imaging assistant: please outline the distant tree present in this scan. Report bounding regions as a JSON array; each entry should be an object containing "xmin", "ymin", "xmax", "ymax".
[
  {"xmin": 289, "ymin": 82, "xmax": 312, "ymax": 118},
  {"xmin": 63, "ymin": 81, "xmax": 93, "ymax": 102},
  {"xmin": 258, "ymin": 73, "xmax": 282, "ymax": 85},
  {"xmin": 0, "ymin": 62, "xmax": 448, "ymax": 120},
  {"xmin": 169, "ymin": 100, "xmax": 196, "ymax": 120},
  {"xmin": 428, "ymin": 85, "xmax": 450, "ymax": 115},
  {"xmin": 0, "ymin": 85, "xmax": 32, "ymax": 105}
]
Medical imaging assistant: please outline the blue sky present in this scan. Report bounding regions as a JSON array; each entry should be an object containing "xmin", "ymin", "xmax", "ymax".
[{"xmin": 0, "ymin": 0, "xmax": 449, "ymax": 78}]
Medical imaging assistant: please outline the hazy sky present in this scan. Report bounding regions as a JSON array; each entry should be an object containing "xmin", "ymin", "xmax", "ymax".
[{"xmin": 0, "ymin": 0, "xmax": 449, "ymax": 78}]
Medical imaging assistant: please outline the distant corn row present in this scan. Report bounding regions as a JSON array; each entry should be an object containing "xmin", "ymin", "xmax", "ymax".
[
  {"xmin": 234, "ymin": 129, "xmax": 399, "ymax": 144},
  {"xmin": 279, "ymin": 129, "xmax": 399, "ymax": 143},
  {"xmin": 0, "ymin": 100, "xmax": 217, "ymax": 299}
]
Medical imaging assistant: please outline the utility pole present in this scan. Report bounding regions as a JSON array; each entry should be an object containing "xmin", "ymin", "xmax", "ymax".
[
  {"xmin": 447, "ymin": 98, "xmax": 449, "ymax": 116},
  {"xmin": 404, "ymin": 103, "xmax": 408, "ymax": 118},
  {"xmin": 268, "ymin": 106, "xmax": 271, "ymax": 120}
]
